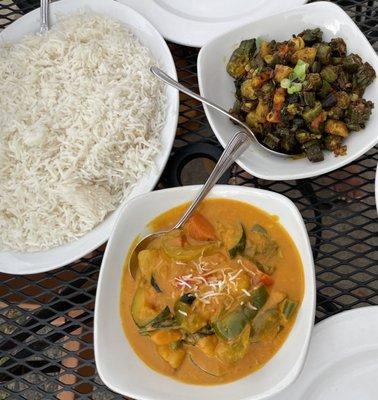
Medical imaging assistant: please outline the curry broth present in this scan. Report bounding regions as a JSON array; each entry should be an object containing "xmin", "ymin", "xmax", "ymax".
[{"xmin": 120, "ymin": 198, "xmax": 304, "ymax": 385}]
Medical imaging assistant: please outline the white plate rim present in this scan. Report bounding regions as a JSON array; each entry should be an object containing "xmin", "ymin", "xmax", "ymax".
[
  {"xmin": 273, "ymin": 306, "xmax": 378, "ymax": 400},
  {"xmin": 117, "ymin": 0, "xmax": 307, "ymax": 47},
  {"xmin": 0, "ymin": 0, "xmax": 179, "ymax": 274}
]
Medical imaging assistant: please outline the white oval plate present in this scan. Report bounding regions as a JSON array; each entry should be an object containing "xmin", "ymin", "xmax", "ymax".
[
  {"xmin": 0, "ymin": 0, "xmax": 178, "ymax": 274},
  {"xmin": 198, "ymin": 2, "xmax": 378, "ymax": 180},
  {"xmin": 375, "ymin": 163, "xmax": 378, "ymax": 214},
  {"xmin": 270, "ymin": 306, "xmax": 378, "ymax": 400},
  {"xmin": 117, "ymin": 0, "xmax": 307, "ymax": 47},
  {"xmin": 95, "ymin": 185, "xmax": 315, "ymax": 400}
]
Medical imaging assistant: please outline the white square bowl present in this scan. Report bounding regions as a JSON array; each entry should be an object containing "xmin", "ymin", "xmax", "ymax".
[
  {"xmin": 94, "ymin": 185, "xmax": 315, "ymax": 400},
  {"xmin": 197, "ymin": 1, "xmax": 378, "ymax": 180}
]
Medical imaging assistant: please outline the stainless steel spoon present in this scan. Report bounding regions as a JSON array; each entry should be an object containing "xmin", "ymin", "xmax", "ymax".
[
  {"xmin": 128, "ymin": 130, "xmax": 250, "ymax": 279},
  {"xmin": 40, "ymin": 0, "xmax": 49, "ymax": 34},
  {"xmin": 151, "ymin": 66, "xmax": 292, "ymax": 158}
]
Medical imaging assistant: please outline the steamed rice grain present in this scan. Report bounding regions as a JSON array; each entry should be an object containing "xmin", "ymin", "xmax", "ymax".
[{"xmin": 0, "ymin": 11, "xmax": 166, "ymax": 251}]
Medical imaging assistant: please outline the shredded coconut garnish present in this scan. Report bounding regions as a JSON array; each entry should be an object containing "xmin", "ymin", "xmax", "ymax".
[{"xmin": 173, "ymin": 263, "xmax": 251, "ymax": 305}]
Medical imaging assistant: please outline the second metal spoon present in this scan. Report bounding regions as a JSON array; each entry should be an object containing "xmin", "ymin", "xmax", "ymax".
[
  {"xmin": 151, "ymin": 66, "xmax": 292, "ymax": 158},
  {"xmin": 40, "ymin": 0, "xmax": 49, "ymax": 34}
]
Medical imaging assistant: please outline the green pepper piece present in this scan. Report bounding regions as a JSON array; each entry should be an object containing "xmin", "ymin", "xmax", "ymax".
[
  {"xmin": 174, "ymin": 299, "xmax": 206, "ymax": 333},
  {"xmin": 247, "ymin": 285, "xmax": 269, "ymax": 317},
  {"xmin": 215, "ymin": 325, "xmax": 251, "ymax": 364},
  {"xmin": 280, "ymin": 299, "xmax": 298, "ymax": 319},
  {"xmin": 250, "ymin": 309, "xmax": 281, "ymax": 343},
  {"xmin": 213, "ymin": 286, "xmax": 268, "ymax": 341},
  {"xmin": 213, "ymin": 308, "xmax": 250, "ymax": 342},
  {"xmin": 251, "ymin": 224, "xmax": 267, "ymax": 234},
  {"xmin": 255, "ymin": 261, "xmax": 276, "ymax": 276}
]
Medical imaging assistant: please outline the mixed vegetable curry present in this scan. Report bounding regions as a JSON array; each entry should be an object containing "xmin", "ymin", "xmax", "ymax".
[
  {"xmin": 227, "ymin": 28, "xmax": 375, "ymax": 162},
  {"xmin": 120, "ymin": 199, "xmax": 304, "ymax": 384}
]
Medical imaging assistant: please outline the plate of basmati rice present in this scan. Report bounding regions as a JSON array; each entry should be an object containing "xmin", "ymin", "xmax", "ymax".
[{"xmin": 0, "ymin": 0, "xmax": 178, "ymax": 274}]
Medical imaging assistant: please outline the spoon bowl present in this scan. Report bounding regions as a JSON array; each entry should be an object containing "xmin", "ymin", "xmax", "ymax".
[{"xmin": 128, "ymin": 130, "xmax": 250, "ymax": 279}]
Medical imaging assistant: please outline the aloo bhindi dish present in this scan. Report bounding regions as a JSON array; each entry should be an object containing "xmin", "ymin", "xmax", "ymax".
[
  {"xmin": 120, "ymin": 199, "xmax": 304, "ymax": 384},
  {"xmin": 227, "ymin": 28, "xmax": 376, "ymax": 162}
]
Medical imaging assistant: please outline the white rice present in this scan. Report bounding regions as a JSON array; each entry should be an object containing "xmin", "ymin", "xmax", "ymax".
[{"xmin": 0, "ymin": 11, "xmax": 166, "ymax": 251}]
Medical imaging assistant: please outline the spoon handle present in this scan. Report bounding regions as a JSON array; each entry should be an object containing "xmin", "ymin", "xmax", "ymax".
[
  {"xmin": 40, "ymin": 0, "xmax": 49, "ymax": 34},
  {"xmin": 174, "ymin": 130, "xmax": 250, "ymax": 230},
  {"xmin": 150, "ymin": 66, "xmax": 254, "ymax": 139}
]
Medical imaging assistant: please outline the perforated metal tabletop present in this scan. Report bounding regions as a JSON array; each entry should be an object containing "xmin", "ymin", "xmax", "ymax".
[{"xmin": 0, "ymin": 0, "xmax": 377, "ymax": 399}]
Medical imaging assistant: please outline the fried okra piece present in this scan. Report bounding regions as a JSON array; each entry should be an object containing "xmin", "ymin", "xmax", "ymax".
[
  {"xmin": 336, "ymin": 69, "xmax": 353, "ymax": 92},
  {"xmin": 321, "ymin": 93, "xmax": 337, "ymax": 109},
  {"xmin": 303, "ymin": 73, "xmax": 322, "ymax": 91},
  {"xmin": 291, "ymin": 47, "xmax": 317, "ymax": 65},
  {"xmin": 354, "ymin": 62, "xmax": 376, "ymax": 91},
  {"xmin": 342, "ymin": 53, "xmax": 363, "ymax": 72},
  {"xmin": 227, "ymin": 39, "xmax": 256, "ymax": 79},
  {"xmin": 274, "ymin": 64, "xmax": 293, "ymax": 83},
  {"xmin": 229, "ymin": 99, "xmax": 243, "ymax": 120},
  {"xmin": 335, "ymin": 91, "xmax": 350, "ymax": 109},
  {"xmin": 302, "ymin": 140, "xmax": 324, "ymax": 162},
  {"xmin": 344, "ymin": 99, "xmax": 374, "ymax": 131},
  {"xmin": 325, "ymin": 119, "xmax": 349, "ymax": 137},
  {"xmin": 302, "ymin": 101, "xmax": 322, "ymax": 123},
  {"xmin": 316, "ymin": 43, "xmax": 331, "ymax": 65},
  {"xmin": 299, "ymin": 28, "xmax": 323, "ymax": 45},
  {"xmin": 329, "ymin": 37, "xmax": 347, "ymax": 57},
  {"xmin": 320, "ymin": 65, "xmax": 339, "ymax": 83},
  {"xmin": 324, "ymin": 134, "xmax": 343, "ymax": 152},
  {"xmin": 275, "ymin": 127, "xmax": 296, "ymax": 153},
  {"xmin": 263, "ymin": 133, "xmax": 280, "ymax": 149},
  {"xmin": 328, "ymin": 106, "xmax": 344, "ymax": 120}
]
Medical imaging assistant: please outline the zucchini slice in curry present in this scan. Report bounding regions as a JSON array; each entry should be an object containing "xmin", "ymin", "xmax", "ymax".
[
  {"xmin": 227, "ymin": 223, "xmax": 247, "ymax": 258},
  {"xmin": 131, "ymin": 287, "xmax": 164, "ymax": 328}
]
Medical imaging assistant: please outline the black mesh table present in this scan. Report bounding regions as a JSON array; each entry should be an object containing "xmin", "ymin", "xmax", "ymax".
[{"xmin": 0, "ymin": 0, "xmax": 377, "ymax": 399}]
